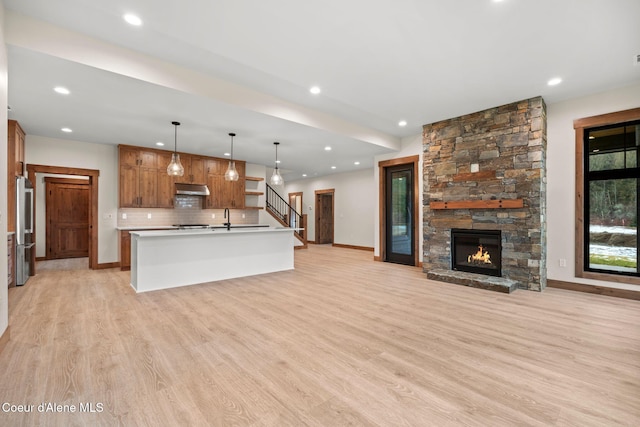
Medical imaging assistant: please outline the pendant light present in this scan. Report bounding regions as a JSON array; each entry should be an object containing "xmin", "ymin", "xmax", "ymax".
[
  {"xmin": 270, "ymin": 141, "xmax": 284, "ymax": 186},
  {"xmin": 224, "ymin": 132, "xmax": 239, "ymax": 181},
  {"xmin": 167, "ymin": 121, "xmax": 184, "ymax": 176}
]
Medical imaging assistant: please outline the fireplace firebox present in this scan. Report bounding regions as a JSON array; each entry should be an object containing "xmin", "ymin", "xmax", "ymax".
[{"xmin": 451, "ymin": 229, "xmax": 501, "ymax": 277}]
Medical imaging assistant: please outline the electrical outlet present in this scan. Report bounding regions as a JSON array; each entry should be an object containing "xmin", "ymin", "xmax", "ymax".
[
  {"xmin": 242, "ymin": 213, "xmax": 245, "ymax": 219},
  {"xmin": 211, "ymin": 213, "xmax": 215, "ymax": 219},
  {"xmin": 559, "ymin": 259, "xmax": 567, "ymax": 267},
  {"xmin": 147, "ymin": 213, "xmax": 152, "ymax": 219},
  {"xmin": 122, "ymin": 213, "xmax": 127, "ymax": 220}
]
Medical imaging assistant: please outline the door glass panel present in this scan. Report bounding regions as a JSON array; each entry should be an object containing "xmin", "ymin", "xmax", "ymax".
[
  {"xmin": 390, "ymin": 170, "xmax": 412, "ymax": 255},
  {"xmin": 588, "ymin": 178, "xmax": 638, "ymax": 273}
]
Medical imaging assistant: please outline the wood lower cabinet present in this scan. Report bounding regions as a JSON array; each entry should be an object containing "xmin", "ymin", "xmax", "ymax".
[
  {"xmin": 120, "ymin": 231, "xmax": 132, "ymax": 270},
  {"xmin": 7, "ymin": 234, "xmax": 15, "ymax": 288}
]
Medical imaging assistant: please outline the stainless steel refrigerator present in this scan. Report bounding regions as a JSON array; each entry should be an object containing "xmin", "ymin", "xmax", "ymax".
[{"xmin": 16, "ymin": 176, "xmax": 35, "ymax": 286}]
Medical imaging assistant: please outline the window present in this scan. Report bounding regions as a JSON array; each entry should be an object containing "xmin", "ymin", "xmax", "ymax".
[{"xmin": 575, "ymin": 108, "xmax": 640, "ymax": 284}]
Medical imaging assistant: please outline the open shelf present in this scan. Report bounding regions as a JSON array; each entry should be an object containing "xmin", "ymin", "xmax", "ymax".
[{"xmin": 246, "ymin": 176, "xmax": 264, "ymax": 182}]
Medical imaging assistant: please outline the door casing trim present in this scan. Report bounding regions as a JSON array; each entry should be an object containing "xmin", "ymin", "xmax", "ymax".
[
  {"xmin": 378, "ymin": 155, "xmax": 420, "ymax": 266},
  {"xmin": 27, "ymin": 164, "xmax": 100, "ymax": 270}
]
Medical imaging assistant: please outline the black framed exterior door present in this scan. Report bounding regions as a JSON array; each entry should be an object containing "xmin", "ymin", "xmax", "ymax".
[{"xmin": 385, "ymin": 164, "xmax": 415, "ymax": 265}]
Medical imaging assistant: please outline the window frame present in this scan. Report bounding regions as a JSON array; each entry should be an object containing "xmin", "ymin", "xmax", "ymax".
[{"xmin": 574, "ymin": 108, "xmax": 640, "ymax": 285}]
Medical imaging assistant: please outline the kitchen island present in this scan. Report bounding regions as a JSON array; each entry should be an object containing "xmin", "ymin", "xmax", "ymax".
[{"xmin": 129, "ymin": 227, "xmax": 296, "ymax": 293}]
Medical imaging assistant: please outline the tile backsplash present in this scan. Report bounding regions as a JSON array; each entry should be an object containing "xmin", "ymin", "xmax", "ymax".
[{"xmin": 118, "ymin": 196, "xmax": 259, "ymax": 227}]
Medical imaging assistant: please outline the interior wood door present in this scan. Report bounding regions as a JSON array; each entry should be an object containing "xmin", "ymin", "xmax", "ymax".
[
  {"xmin": 46, "ymin": 178, "xmax": 90, "ymax": 259},
  {"xmin": 315, "ymin": 190, "xmax": 334, "ymax": 244}
]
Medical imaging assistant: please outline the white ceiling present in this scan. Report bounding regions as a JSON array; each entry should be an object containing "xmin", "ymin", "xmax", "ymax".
[{"xmin": 4, "ymin": 0, "xmax": 640, "ymax": 181}]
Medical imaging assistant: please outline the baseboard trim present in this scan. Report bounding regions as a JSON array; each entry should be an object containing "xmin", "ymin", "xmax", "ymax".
[
  {"xmin": 36, "ymin": 256, "xmax": 46, "ymax": 261},
  {"xmin": 547, "ymin": 279, "xmax": 640, "ymax": 301},
  {"xmin": 332, "ymin": 243, "xmax": 374, "ymax": 252},
  {"xmin": 374, "ymin": 256, "xmax": 382, "ymax": 262},
  {"xmin": 96, "ymin": 262, "xmax": 120, "ymax": 270},
  {"xmin": 0, "ymin": 326, "xmax": 10, "ymax": 356}
]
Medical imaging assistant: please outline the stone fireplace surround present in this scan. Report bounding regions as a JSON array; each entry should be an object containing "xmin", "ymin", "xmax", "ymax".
[{"xmin": 422, "ymin": 97, "xmax": 547, "ymax": 292}]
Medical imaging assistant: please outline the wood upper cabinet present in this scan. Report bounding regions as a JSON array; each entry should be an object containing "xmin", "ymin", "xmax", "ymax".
[
  {"xmin": 190, "ymin": 156, "xmax": 206, "ymax": 184},
  {"xmin": 176, "ymin": 155, "xmax": 206, "ymax": 184},
  {"xmin": 156, "ymin": 152, "xmax": 175, "ymax": 208},
  {"xmin": 7, "ymin": 120, "xmax": 26, "ymax": 232},
  {"xmin": 118, "ymin": 146, "xmax": 158, "ymax": 207},
  {"xmin": 205, "ymin": 159, "xmax": 245, "ymax": 208},
  {"xmin": 118, "ymin": 144, "xmax": 246, "ymax": 209},
  {"xmin": 205, "ymin": 158, "xmax": 223, "ymax": 175},
  {"xmin": 225, "ymin": 161, "xmax": 246, "ymax": 209},
  {"xmin": 205, "ymin": 174, "xmax": 223, "ymax": 208},
  {"xmin": 138, "ymin": 167, "xmax": 158, "ymax": 208}
]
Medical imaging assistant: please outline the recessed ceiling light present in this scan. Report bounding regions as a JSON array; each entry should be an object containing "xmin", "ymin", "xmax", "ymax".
[
  {"xmin": 155, "ymin": 142, "xmax": 164, "ymax": 146},
  {"xmin": 124, "ymin": 13, "xmax": 143, "ymax": 26},
  {"xmin": 398, "ymin": 120, "xmax": 407, "ymax": 127},
  {"xmin": 547, "ymin": 77, "xmax": 562, "ymax": 86},
  {"xmin": 61, "ymin": 127, "xmax": 72, "ymax": 133},
  {"xmin": 588, "ymin": 135, "xmax": 595, "ymax": 140},
  {"xmin": 331, "ymin": 166, "xmax": 337, "ymax": 170},
  {"xmin": 54, "ymin": 86, "xmax": 70, "ymax": 95},
  {"xmin": 310, "ymin": 86, "xmax": 321, "ymax": 95},
  {"xmin": 302, "ymin": 174, "xmax": 307, "ymax": 177},
  {"xmin": 354, "ymin": 161, "xmax": 360, "ymax": 165},
  {"xmin": 224, "ymin": 152, "xmax": 231, "ymax": 157},
  {"xmin": 324, "ymin": 146, "xmax": 332, "ymax": 151}
]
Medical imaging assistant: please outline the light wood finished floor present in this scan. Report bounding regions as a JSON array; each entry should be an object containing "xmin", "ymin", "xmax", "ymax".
[{"xmin": 1, "ymin": 245, "xmax": 639, "ymax": 426}]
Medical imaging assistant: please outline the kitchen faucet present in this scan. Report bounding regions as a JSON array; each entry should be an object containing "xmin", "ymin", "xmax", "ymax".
[{"xmin": 223, "ymin": 208, "xmax": 231, "ymax": 230}]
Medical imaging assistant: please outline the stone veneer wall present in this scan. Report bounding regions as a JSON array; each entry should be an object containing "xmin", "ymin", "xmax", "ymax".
[{"xmin": 423, "ymin": 97, "xmax": 547, "ymax": 291}]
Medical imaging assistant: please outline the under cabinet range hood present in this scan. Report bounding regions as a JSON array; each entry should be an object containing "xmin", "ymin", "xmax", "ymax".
[{"xmin": 175, "ymin": 183, "xmax": 210, "ymax": 196}]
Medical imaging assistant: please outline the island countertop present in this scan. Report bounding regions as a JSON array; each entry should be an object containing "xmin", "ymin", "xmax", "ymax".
[
  {"xmin": 117, "ymin": 223, "xmax": 269, "ymax": 231},
  {"xmin": 129, "ymin": 226, "xmax": 297, "ymax": 293},
  {"xmin": 130, "ymin": 226, "xmax": 297, "ymax": 237}
]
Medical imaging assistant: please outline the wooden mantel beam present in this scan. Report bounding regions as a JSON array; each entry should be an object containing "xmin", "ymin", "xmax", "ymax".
[{"xmin": 430, "ymin": 199, "xmax": 524, "ymax": 210}]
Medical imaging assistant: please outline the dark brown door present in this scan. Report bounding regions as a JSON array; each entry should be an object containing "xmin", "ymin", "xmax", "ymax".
[
  {"xmin": 46, "ymin": 178, "xmax": 90, "ymax": 259},
  {"xmin": 385, "ymin": 164, "xmax": 415, "ymax": 265},
  {"xmin": 315, "ymin": 190, "xmax": 334, "ymax": 244}
]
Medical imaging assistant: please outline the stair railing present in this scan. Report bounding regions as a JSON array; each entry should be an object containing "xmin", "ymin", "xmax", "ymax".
[{"xmin": 266, "ymin": 184, "xmax": 306, "ymax": 244}]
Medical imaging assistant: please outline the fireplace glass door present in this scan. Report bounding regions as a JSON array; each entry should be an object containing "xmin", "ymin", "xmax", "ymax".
[{"xmin": 451, "ymin": 229, "xmax": 501, "ymax": 277}]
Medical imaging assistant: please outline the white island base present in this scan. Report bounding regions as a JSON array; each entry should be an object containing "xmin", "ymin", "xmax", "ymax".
[{"xmin": 130, "ymin": 227, "xmax": 296, "ymax": 293}]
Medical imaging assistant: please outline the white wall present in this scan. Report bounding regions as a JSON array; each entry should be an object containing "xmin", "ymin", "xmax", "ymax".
[
  {"xmin": 373, "ymin": 134, "xmax": 423, "ymax": 258},
  {"xmin": 546, "ymin": 83, "xmax": 640, "ymax": 291},
  {"xmin": 285, "ymin": 168, "xmax": 376, "ymax": 248},
  {"xmin": 1, "ymin": 2, "xmax": 10, "ymax": 339},
  {"xmin": 24, "ymin": 135, "xmax": 119, "ymax": 264}
]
